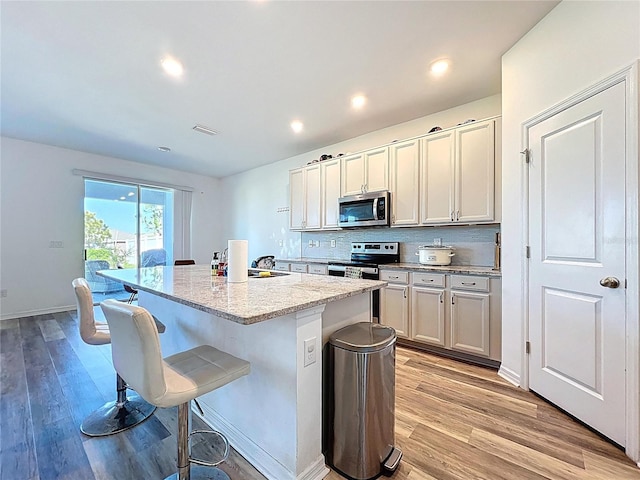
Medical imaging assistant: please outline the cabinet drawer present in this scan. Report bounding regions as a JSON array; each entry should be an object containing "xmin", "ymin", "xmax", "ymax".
[
  {"xmin": 308, "ymin": 264, "xmax": 327, "ymax": 275},
  {"xmin": 412, "ymin": 272, "xmax": 446, "ymax": 288},
  {"xmin": 380, "ymin": 270, "xmax": 409, "ymax": 284},
  {"xmin": 450, "ymin": 275, "xmax": 489, "ymax": 292},
  {"xmin": 290, "ymin": 263, "xmax": 308, "ymax": 273},
  {"xmin": 274, "ymin": 262, "xmax": 290, "ymax": 272}
]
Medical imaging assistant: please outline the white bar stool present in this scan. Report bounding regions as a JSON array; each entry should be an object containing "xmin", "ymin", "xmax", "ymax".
[
  {"xmin": 100, "ymin": 299, "xmax": 250, "ymax": 480},
  {"xmin": 72, "ymin": 278, "xmax": 160, "ymax": 436}
]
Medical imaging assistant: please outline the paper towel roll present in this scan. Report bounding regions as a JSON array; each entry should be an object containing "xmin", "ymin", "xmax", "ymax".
[{"xmin": 227, "ymin": 240, "xmax": 248, "ymax": 283}]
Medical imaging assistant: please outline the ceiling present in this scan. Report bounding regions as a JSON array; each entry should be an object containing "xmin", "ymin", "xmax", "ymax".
[{"xmin": 1, "ymin": 1, "xmax": 558, "ymax": 178}]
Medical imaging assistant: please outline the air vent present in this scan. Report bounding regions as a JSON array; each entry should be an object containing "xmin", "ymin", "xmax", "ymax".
[{"xmin": 192, "ymin": 124, "xmax": 218, "ymax": 136}]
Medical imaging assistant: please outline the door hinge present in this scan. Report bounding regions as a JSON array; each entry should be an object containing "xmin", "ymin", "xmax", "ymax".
[
  {"xmin": 520, "ymin": 148, "xmax": 531, "ymax": 164},
  {"xmin": 525, "ymin": 341, "xmax": 531, "ymax": 354},
  {"xmin": 525, "ymin": 246, "xmax": 531, "ymax": 258}
]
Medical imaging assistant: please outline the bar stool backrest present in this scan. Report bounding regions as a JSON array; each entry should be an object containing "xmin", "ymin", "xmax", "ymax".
[
  {"xmin": 100, "ymin": 300, "xmax": 167, "ymax": 405},
  {"xmin": 72, "ymin": 277, "xmax": 108, "ymax": 345}
]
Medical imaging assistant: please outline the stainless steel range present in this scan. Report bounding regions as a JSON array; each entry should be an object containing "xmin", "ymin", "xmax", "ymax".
[{"xmin": 328, "ymin": 242, "xmax": 400, "ymax": 320}]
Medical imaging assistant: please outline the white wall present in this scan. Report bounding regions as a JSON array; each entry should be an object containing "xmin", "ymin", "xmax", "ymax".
[
  {"xmin": 221, "ymin": 94, "xmax": 502, "ymax": 262},
  {"xmin": 0, "ymin": 137, "xmax": 222, "ymax": 319},
  {"xmin": 501, "ymin": 1, "xmax": 640, "ymax": 382}
]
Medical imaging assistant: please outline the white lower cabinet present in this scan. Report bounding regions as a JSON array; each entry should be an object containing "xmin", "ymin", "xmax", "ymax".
[
  {"xmin": 412, "ymin": 287, "xmax": 446, "ymax": 347},
  {"xmin": 380, "ymin": 269, "xmax": 501, "ymax": 362},
  {"xmin": 380, "ymin": 283, "xmax": 409, "ymax": 339}
]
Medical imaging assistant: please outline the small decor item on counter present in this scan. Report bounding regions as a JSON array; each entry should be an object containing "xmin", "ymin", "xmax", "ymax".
[
  {"xmin": 428, "ymin": 126, "xmax": 442, "ymax": 133},
  {"xmin": 211, "ymin": 251, "xmax": 220, "ymax": 276},
  {"xmin": 227, "ymin": 240, "xmax": 249, "ymax": 283},
  {"xmin": 251, "ymin": 255, "xmax": 275, "ymax": 269},
  {"xmin": 416, "ymin": 245, "xmax": 455, "ymax": 266},
  {"xmin": 218, "ymin": 248, "xmax": 228, "ymax": 276}
]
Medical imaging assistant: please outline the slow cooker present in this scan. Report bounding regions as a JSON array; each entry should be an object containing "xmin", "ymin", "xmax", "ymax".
[{"xmin": 416, "ymin": 246, "xmax": 455, "ymax": 266}]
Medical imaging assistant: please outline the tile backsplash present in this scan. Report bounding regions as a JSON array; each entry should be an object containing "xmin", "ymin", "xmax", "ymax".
[{"xmin": 300, "ymin": 224, "xmax": 500, "ymax": 267}]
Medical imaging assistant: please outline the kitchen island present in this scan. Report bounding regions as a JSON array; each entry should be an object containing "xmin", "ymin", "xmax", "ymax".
[{"xmin": 99, "ymin": 265, "xmax": 386, "ymax": 480}]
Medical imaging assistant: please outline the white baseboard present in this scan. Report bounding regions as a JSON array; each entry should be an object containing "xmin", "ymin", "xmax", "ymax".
[
  {"xmin": 498, "ymin": 365, "xmax": 521, "ymax": 387},
  {"xmin": 0, "ymin": 304, "xmax": 75, "ymax": 321},
  {"xmin": 196, "ymin": 402, "xmax": 327, "ymax": 480}
]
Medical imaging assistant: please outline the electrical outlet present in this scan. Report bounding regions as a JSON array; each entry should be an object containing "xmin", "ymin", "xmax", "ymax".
[
  {"xmin": 308, "ymin": 240, "xmax": 313, "ymax": 247},
  {"xmin": 304, "ymin": 337, "xmax": 317, "ymax": 367},
  {"xmin": 433, "ymin": 238, "xmax": 442, "ymax": 247},
  {"xmin": 0, "ymin": 289, "xmax": 7, "ymax": 298},
  {"xmin": 314, "ymin": 240, "xmax": 320, "ymax": 247},
  {"xmin": 279, "ymin": 240, "xmax": 284, "ymax": 247},
  {"xmin": 331, "ymin": 239, "xmax": 336, "ymax": 248}
]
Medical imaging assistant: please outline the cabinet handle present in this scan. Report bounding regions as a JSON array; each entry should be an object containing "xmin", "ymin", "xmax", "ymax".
[
  {"xmin": 456, "ymin": 210, "xmax": 460, "ymax": 221},
  {"xmin": 422, "ymin": 278, "xmax": 434, "ymax": 282},
  {"xmin": 450, "ymin": 211, "xmax": 454, "ymax": 222},
  {"xmin": 403, "ymin": 288, "xmax": 407, "ymax": 299},
  {"xmin": 364, "ymin": 183, "xmax": 368, "ymax": 192},
  {"xmin": 461, "ymin": 282, "xmax": 476, "ymax": 286},
  {"xmin": 439, "ymin": 292, "xmax": 444, "ymax": 303},
  {"xmin": 451, "ymin": 293, "xmax": 455, "ymax": 305}
]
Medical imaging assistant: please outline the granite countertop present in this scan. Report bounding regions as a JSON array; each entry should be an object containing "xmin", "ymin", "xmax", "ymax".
[
  {"xmin": 275, "ymin": 257, "xmax": 336, "ymax": 264},
  {"xmin": 98, "ymin": 265, "xmax": 386, "ymax": 325},
  {"xmin": 380, "ymin": 263, "xmax": 501, "ymax": 277}
]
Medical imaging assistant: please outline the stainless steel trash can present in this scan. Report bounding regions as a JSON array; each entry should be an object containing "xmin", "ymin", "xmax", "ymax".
[{"xmin": 329, "ymin": 322, "xmax": 402, "ymax": 480}]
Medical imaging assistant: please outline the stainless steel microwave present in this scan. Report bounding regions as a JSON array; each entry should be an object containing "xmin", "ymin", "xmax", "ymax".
[{"xmin": 338, "ymin": 191, "xmax": 390, "ymax": 228}]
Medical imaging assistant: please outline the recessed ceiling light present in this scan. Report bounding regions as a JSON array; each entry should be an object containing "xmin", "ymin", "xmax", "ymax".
[
  {"xmin": 158, "ymin": 146, "xmax": 171, "ymax": 152},
  {"xmin": 351, "ymin": 95, "xmax": 367, "ymax": 109},
  {"xmin": 161, "ymin": 56, "xmax": 184, "ymax": 77},
  {"xmin": 291, "ymin": 121, "xmax": 304, "ymax": 133},
  {"xmin": 430, "ymin": 59, "xmax": 450, "ymax": 76},
  {"xmin": 193, "ymin": 124, "xmax": 218, "ymax": 136}
]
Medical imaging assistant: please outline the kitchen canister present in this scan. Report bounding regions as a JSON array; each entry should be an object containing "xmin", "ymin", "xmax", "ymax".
[{"xmin": 227, "ymin": 240, "xmax": 249, "ymax": 283}]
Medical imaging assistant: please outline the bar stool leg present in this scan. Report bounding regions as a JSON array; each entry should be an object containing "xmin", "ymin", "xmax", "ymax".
[
  {"xmin": 80, "ymin": 374, "xmax": 156, "ymax": 437},
  {"xmin": 165, "ymin": 401, "xmax": 231, "ymax": 480}
]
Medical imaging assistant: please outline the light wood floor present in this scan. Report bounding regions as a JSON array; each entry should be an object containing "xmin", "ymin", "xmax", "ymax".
[{"xmin": 1, "ymin": 311, "xmax": 639, "ymax": 480}]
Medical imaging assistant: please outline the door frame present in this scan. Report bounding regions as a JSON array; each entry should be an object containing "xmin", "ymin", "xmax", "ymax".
[{"xmin": 520, "ymin": 62, "xmax": 639, "ymax": 462}]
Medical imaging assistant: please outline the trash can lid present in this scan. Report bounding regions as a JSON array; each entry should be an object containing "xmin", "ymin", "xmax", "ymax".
[{"xmin": 329, "ymin": 322, "xmax": 396, "ymax": 352}]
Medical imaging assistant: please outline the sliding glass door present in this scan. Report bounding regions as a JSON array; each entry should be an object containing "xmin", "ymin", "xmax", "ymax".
[{"xmin": 84, "ymin": 179, "xmax": 174, "ymax": 303}]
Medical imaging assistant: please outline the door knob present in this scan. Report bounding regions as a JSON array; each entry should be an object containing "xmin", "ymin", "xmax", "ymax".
[{"xmin": 599, "ymin": 276, "xmax": 620, "ymax": 289}]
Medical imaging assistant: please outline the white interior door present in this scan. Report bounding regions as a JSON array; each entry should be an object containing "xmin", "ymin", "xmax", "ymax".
[{"xmin": 528, "ymin": 81, "xmax": 626, "ymax": 445}]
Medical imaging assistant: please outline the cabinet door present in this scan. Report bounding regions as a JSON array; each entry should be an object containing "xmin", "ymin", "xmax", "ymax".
[
  {"xmin": 305, "ymin": 164, "xmax": 321, "ymax": 229},
  {"xmin": 390, "ymin": 140, "xmax": 420, "ymax": 226},
  {"xmin": 364, "ymin": 147, "xmax": 389, "ymax": 193},
  {"xmin": 450, "ymin": 290, "xmax": 490, "ymax": 357},
  {"xmin": 420, "ymin": 131, "xmax": 455, "ymax": 224},
  {"xmin": 380, "ymin": 284, "xmax": 409, "ymax": 338},
  {"xmin": 289, "ymin": 168, "xmax": 305, "ymax": 230},
  {"xmin": 411, "ymin": 287, "xmax": 446, "ymax": 347},
  {"xmin": 321, "ymin": 159, "xmax": 341, "ymax": 229},
  {"xmin": 455, "ymin": 119, "xmax": 495, "ymax": 223},
  {"xmin": 290, "ymin": 263, "xmax": 307, "ymax": 273},
  {"xmin": 341, "ymin": 153, "xmax": 365, "ymax": 196}
]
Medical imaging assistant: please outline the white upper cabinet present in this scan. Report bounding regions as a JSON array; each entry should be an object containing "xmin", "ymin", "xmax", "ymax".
[
  {"xmin": 341, "ymin": 153, "xmax": 365, "ymax": 196},
  {"xmin": 289, "ymin": 164, "xmax": 321, "ymax": 231},
  {"xmin": 421, "ymin": 130, "xmax": 455, "ymax": 224},
  {"xmin": 455, "ymin": 120, "xmax": 495, "ymax": 223},
  {"xmin": 341, "ymin": 147, "xmax": 389, "ymax": 196},
  {"xmin": 364, "ymin": 147, "xmax": 389, "ymax": 193},
  {"xmin": 420, "ymin": 119, "xmax": 496, "ymax": 225},
  {"xmin": 321, "ymin": 158, "xmax": 341, "ymax": 229},
  {"xmin": 390, "ymin": 139, "xmax": 420, "ymax": 226}
]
